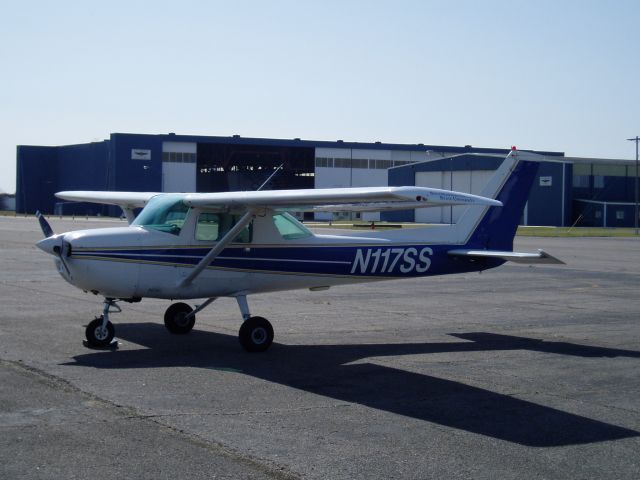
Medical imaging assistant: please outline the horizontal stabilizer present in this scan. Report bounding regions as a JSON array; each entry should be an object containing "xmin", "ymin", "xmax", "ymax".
[{"xmin": 448, "ymin": 249, "xmax": 565, "ymax": 264}]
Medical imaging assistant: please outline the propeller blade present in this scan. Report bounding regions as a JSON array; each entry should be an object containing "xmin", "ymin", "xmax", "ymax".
[{"xmin": 35, "ymin": 210, "xmax": 54, "ymax": 238}]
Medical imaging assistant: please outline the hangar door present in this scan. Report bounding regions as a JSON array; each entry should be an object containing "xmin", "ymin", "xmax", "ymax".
[
  {"xmin": 162, "ymin": 142, "xmax": 197, "ymax": 192},
  {"xmin": 415, "ymin": 170, "xmax": 493, "ymax": 224}
]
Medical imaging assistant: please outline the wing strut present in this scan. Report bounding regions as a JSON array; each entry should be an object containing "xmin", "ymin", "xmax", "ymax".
[
  {"xmin": 179, "ymin": 210, "xmax": 255, "ymax": 287},
  {"xmin": 121, "ymin": 207, "xmax": 136, "ymax": 224}
]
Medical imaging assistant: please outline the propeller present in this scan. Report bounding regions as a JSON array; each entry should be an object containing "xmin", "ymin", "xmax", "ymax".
[
  {"xmin": 35, "ymin": 210, "xmax": 54, "ymax": 238},
  {"xmin": 34, "ymin": 211, "xmax": 72, "ymax": 277}
]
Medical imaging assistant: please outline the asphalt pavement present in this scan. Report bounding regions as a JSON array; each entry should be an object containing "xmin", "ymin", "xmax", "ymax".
[{"xmin": 1, "ymin": 216, "xmax": 639, "ymax": 479}]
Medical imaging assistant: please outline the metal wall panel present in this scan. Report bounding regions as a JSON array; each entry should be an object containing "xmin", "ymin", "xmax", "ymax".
[{"xmin": 415, "ymin": 171, "xmax": 444, "ymax": 223}]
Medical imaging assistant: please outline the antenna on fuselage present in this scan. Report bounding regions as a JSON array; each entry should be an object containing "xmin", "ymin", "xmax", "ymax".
[{"xmin": 257, "ymin": 163, "xmax": 284, "ymax": 191}]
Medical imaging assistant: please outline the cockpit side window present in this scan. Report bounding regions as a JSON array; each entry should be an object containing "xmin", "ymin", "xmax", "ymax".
[
  {"xmin": 272, "ymin": 213, "xmax": 312, "ymax": 240},
  {"xmin": 196, "ymin": 212, "xmax": 252, "ymax": 243},
  {"xmin": 131, "ymin": 196, "xmax": 189, "ymax": 236}
]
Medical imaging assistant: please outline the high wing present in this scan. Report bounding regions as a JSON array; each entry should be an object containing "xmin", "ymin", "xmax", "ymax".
[
  {"xmin": 56, "ymin": 186, "xmax": 501, "ymax": 215},
  {"xmin": 56, "ymin": 191, "xmax": 158, "ymax": 208},
  {"xmin": 56, "ymin": 191, "xmax": 159, "ymax": 223},
  {"xmin": 182, "ymin": 186, "xmax": 502, "ymax": 212}
]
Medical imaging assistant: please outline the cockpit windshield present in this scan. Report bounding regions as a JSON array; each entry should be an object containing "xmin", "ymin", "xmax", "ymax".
[{"xmin": 132, "ymin": 195, "xmax": 189, "ymax": 235}]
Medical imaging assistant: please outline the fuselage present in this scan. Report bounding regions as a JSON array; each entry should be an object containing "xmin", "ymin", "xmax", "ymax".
[{"xmin": 37, "ymin": 208, "xmax": 501, "ymax": 300}]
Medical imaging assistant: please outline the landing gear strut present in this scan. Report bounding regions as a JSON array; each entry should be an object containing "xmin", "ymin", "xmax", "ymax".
[
  {"xmin": 85, "ymin": 295, "xmax": 274, "ymax": 352},
  {"xmin": 85, "ymin": 298, "xmax": 118, "ymax": 348}
]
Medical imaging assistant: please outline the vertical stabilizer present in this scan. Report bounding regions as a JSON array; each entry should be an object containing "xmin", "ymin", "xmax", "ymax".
[{"xmin": 455, "ymin": 150, "xmax": 542, "ymax": 250}]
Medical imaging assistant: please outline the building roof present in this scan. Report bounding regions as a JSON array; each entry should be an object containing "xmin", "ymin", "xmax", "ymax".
[
  {"xmin": 563, "ymin": 156, "xmax": 638, "ymax": 166},
  {"xmin": 108, "ymin": 132, "xmax": 565, "ymax": 157}
]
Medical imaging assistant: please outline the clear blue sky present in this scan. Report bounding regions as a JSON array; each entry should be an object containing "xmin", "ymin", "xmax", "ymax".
[{"xmin": 1, "ymin": 0, "xmax": 638, "ymax": 193}]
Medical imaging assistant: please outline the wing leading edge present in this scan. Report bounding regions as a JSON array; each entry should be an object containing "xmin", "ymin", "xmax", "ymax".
[
  {"xmin": 182, "ymin": 186, "xmax": 502, "ymax": 212},
  {"xmin": 56, "ymin": 191, "xmax": 158, "ymax": 209},
  {"xmin": 56, "ymin": 186, "xmax": 501, "ymax": 214}
]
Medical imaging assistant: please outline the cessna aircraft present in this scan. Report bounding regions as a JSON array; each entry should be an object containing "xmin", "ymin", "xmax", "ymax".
[{"xmin": 36, "ymin": 148, "xmax": 562, "ymax": 352}]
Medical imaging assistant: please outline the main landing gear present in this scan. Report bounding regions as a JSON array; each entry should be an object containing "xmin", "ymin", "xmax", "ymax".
[
  {"xmin": 162, "ymin": 295, "xmax": 273, "ymax": 352},
  {"xmin": 85, "ymin": 295, "xmax": 274, "ymax": 352},
  {"xmin": 235, "ymin": 295, "xmax": 274, "ymax": 353}
]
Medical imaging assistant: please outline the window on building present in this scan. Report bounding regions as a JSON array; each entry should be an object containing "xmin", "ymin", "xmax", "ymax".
[
  {"xmin": 594, "ymin": 175, "xmax": 605, "ymax": 188},
  {"xmin": 163, "ymin": 151, "xmax": 196, "ymax": 163},
  {"xmin": 594, "ymin": 164, "xmax": 626, "ymax": 177},
  {"xmin": 573, "ymin": 163, "xmax": 592, "ymax": 176},
  {"xmin": 315, "ymin": 157, "xmax": 333, "ymax": 168},
  {"xmin": 351, "ymin": 158, "xmax": 368, "ymax": 169},
  {"xmin": 372, "ymin": 159, "xmax": 392, "ymax": 169},
  {"xmin": 573, "ymin": 175, "xmax": 589, "ymax": 188},
  {"xmin": 333, "ymin": 158, "xmax": 351, "ymax": 168}
]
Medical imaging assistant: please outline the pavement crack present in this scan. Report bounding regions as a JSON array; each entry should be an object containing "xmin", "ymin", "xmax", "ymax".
[
  {"xmin": 126, "ymin": 403, "xmax": 353, "ymax": 420},
  {"xmin": 0, "ymin": 359, "xmax": 302, "ymax": 480}
]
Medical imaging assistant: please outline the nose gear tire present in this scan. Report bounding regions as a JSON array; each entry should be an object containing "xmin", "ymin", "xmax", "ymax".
[{"xmin": 85, "ymin": 316, "xmax": 115, "ymax": 348}]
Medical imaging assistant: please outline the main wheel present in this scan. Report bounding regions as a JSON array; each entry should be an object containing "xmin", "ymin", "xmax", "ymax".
[
  {"xmin": 85, "ymin": 316, "xmax": 115, "ymax": 347},
  {"xmin": 239, "ymin": 316, "xmax": 274, "ymax": 352},
  {"xmin": 164, "ymin": 302, "xmax": 195, "ymax": 334}
]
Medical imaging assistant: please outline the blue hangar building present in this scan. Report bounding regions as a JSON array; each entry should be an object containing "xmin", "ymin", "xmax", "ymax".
[{"xmin": 15, "ymin": 132, "xmax": 639, "ymax": 227}]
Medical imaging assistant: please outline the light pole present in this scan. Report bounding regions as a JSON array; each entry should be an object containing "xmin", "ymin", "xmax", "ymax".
[{"xmin": 627, "ymin": 136, "xmax": 639, "ymax": 235}]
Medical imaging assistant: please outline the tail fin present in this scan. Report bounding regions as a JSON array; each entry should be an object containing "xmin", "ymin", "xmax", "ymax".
[{"xmin": 455, "ymin": 150, "xmax": 541, "ymax": 250}]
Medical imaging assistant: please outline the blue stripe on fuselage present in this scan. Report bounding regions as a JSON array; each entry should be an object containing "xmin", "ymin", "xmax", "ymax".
[{"xmin": 71, "ymin": 244, "xmax": 503, "ymax": 278}]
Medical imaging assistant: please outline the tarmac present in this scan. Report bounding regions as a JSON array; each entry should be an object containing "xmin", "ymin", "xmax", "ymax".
[{"xmin": 1, "ymin": 216, "xmax": 639, "ymax": 479}]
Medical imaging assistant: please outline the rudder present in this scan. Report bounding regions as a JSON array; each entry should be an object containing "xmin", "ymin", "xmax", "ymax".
[{"xmin": 455, "ymin": 150, "xmax": 541, "ymax": 250}]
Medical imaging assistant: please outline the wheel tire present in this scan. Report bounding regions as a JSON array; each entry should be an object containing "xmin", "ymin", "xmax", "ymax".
[
  {"xmin": 239, "ymin": 316, "xmax": 274, "ymax": 352},
  {"xmin": 164, "ymin": 302, "xmax": 195, "ymax": 334},
  {"xmin": 85, "ymin": 316, "xmax": 115, "ymax": 347}
]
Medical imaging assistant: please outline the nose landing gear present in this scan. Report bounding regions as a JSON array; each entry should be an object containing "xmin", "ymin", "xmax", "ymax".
[{"xmin": 84, "ymin": 298, "xmax": 119, "ymax": 349}]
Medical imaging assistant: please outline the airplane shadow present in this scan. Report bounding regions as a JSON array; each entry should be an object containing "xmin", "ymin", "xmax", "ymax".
[{"xmin": 64, "ymin": 324, "xmax": 640, "ymax": 447}]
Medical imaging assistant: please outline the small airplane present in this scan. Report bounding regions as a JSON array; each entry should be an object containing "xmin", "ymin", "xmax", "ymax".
[{"xmin": 36, "ymin": 148, "xmax": 563, "ymax": 352}]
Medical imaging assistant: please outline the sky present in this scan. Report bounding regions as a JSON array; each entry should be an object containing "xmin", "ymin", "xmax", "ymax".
[{"xmin": 1, "ymin": 0, "xmax": 639, "ymax": 193}]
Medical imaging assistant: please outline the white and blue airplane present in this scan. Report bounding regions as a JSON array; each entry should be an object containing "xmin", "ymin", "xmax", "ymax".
[{"xmin": 36, "ymin": 148, "xmax": 562, "ymax": 352}]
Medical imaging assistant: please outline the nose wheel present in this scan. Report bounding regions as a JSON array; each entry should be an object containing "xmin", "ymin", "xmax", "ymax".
[
  {"xmin": 84, "ymin": 298, "xmax": 119, "ymax": 349},
  {"xmin": 85, "ymin": 316, "xmax": 115, "ymax": 347}
]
